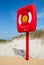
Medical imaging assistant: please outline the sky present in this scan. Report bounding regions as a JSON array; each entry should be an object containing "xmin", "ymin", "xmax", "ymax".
[{"xmin": 0, "ymin": 0, "xmax": 44, "ymax": 40}]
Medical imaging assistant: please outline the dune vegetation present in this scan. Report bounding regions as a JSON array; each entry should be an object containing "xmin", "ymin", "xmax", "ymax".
[
  {"xmin": 12, "ymin": 30, "xmax": 44, "ymax": 40},
  {"xmin": 0, "ymin": 39, "xmax": 11, "ymax": 43},
  {"xmin": 0, "ymin": 30, "xmax": 44, "ymax": 43}
]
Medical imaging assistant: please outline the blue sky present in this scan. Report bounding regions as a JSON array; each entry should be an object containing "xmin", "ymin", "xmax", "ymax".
[{"xmin": 0, "ymin": 0, "xmax": 44, "ymax": 40}]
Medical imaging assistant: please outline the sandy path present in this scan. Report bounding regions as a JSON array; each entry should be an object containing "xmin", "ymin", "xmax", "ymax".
[{"xmin": 0, "ymin": 56, "xmax": 44, "ymax": 65}]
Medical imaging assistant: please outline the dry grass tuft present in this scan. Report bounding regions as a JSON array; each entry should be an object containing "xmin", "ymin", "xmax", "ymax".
[{"xmin": 12, "ymin": 30, "xmax": 44, "ymax": 40}]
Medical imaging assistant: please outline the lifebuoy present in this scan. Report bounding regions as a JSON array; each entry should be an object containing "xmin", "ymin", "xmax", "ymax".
[{"xmin": 18, "ymin": 12, "xmax": 32, "ymax": 25}]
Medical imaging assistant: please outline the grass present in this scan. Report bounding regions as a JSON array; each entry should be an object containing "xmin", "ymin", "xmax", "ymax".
[
  {"xmin": 0, "ymin": 30, "xmax": 44, "ymax": 43},
  {"xmin": 12, "ymin": 30, "xmax": 44, "ymax": 40},
  {"xmin": 0, "ymin": 39, "xmax": 11, "ymax": 43},
  {"xmin": 30, "ymin": 30, "xmax": 44, "ymax": 39},
  {"xmin": 12, "ymin": 34, "xmax": 25, "ymax": 40}
]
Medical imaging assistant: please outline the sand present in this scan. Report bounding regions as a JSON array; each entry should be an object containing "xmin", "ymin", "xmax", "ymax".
[
  {"xmin": 0, "ymin": 39, "xmax": 44, "ymax": 59},
  {"xmin": 0, "ymin": 38, "xmax": 44, "ymax": 65},
  {"xmin": 0, "ymin": 56, "xmax": 44, "ymax": 65}
]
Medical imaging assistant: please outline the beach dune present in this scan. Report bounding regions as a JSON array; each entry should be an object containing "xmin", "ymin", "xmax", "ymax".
[{"xmin": 0, "ymin": 31, "xmax": 44, "ymax": 65}]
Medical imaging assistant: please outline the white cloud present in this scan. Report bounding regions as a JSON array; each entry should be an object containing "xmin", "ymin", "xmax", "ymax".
[
  {"xmin": 37, "ymin": 12, "xmax": 44, "ymax": 18},
  {"xmin": 11, "ymin": 11, "xmax": 44, "ymax": 20},
  {"xmin": 2, "ymin": 32, "xmax": 8, "ymax": 35},
  {"xmin": 0, "ymin": 32, "xmax": 8, "ymax": 35},
  {"xmin": 37, "ymin": 24, "xmax": 44, "ymax": 30}
]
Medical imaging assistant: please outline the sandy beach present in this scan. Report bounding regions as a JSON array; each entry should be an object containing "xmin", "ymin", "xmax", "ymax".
[
  {"xmin": 0, "ymin": 56, "xmax": 44, "ymax": 65},
  {"xmin": 0, "ymin": 33, "xmax": 44, "ymax": 65},
  {"xmin": 0, "ymin": 38, "xmax": 44, "ymax": 59}
]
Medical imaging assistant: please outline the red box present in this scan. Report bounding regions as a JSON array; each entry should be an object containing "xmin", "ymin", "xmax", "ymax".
[{"xmin": 17, "ymin": 4, "xmax": 37, "ymax": 32}]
